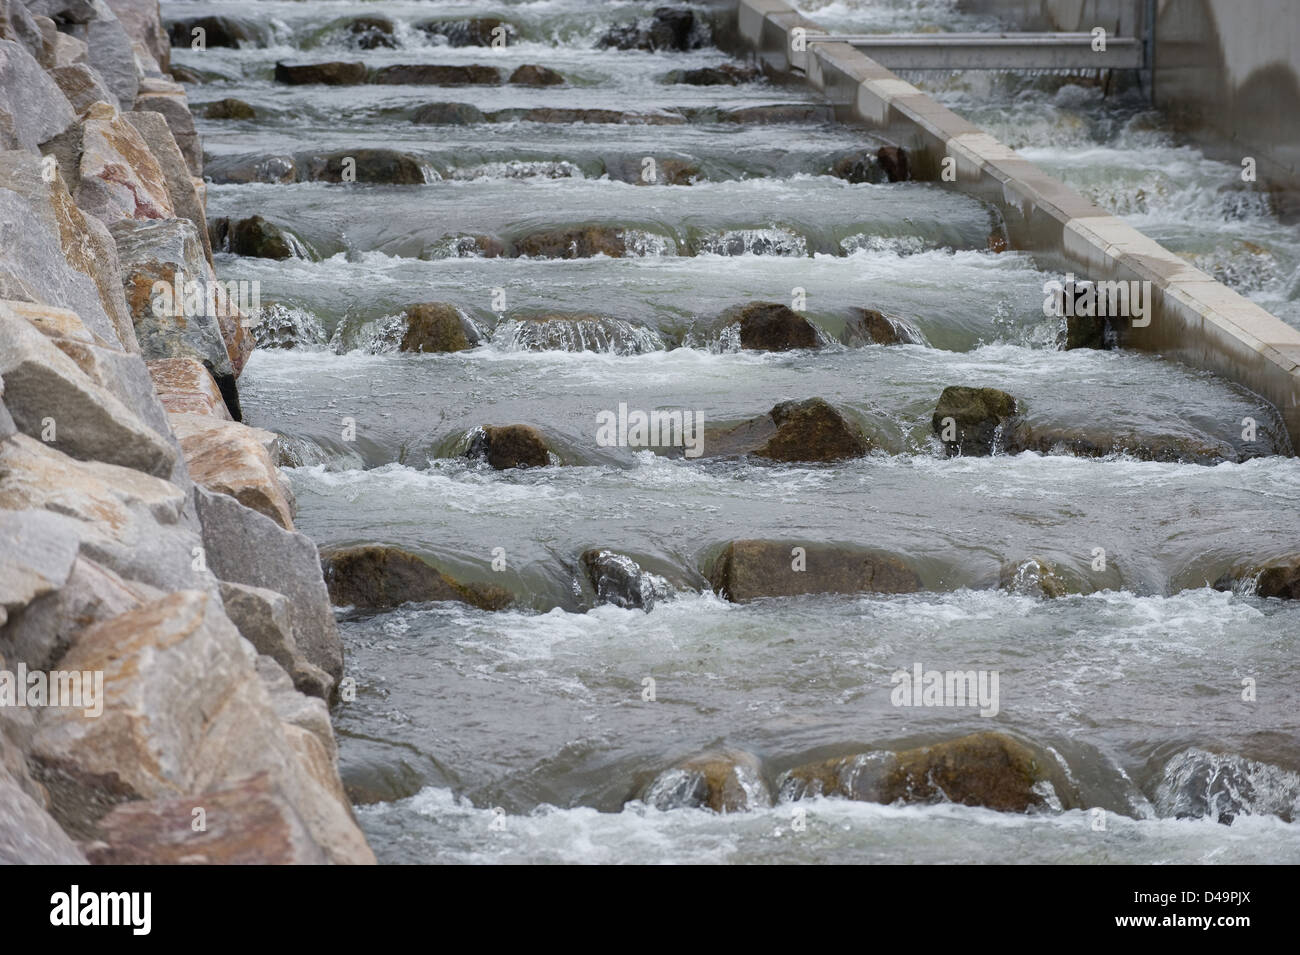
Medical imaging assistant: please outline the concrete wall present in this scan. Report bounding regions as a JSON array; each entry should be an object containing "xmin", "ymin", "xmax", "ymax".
[
  {"xmin": 734, "ymin": 0, "xmax": 1300, "ymax": 449},
  {"xmin": 959, "ymin": 0, "xmax": 1300, "ymax": 216}
]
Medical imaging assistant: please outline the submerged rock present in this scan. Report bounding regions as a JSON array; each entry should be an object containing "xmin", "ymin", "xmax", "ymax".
[
  {"xmin": 411, "ymin": 101, "xmax": 486, "ymax": 125},
  {"xmin": 466, "ymin": 424, "xmax": 551, "ymax": 469},
  {"xmin": 321, "ymin": 544, "xmax": 511, "ymax": 611},
  {"xmin": 720, "ymin": 104, "xmax": 835, "ymax": 124},
  {"xmin": 274, "ymin": 60, "xmax": 366, "ymax": 86},
  {"xmin": 346, "ymin": 16, "xmax": 395, "ymax": 50},
  {"xmin": 779, "ymin": 733, "xmax": 1061, "ymax": 813},
  {"xmin": 508, "ymin": 64, "xmax": 563, "ymax": 86},
  {"xmin": 668, "ymin": 64, "xmax": 760, "ymax": 86},
  {"xmin": 369, "ymin": 63, "xmax": 501, "ymax": 85},
  {"xmin": 398, "ymin": 303, "xmax": 479, "ymax": 353},
  {"xmin": 876, "ymin": 145, "xmax": 910, "ymax": 182},
  {"xmin": 167, "ymin": 15, "xmax": 258, "ymax": 49},
  {"xmin": 299, "ymin": 149, "xmax": 427, "ymax": 184},
  {"xmin": 212, "ymin": 215, "xmax": 311, "ymax": 261},
  {"xmin": 203, "ymin": 152, "xmax": 297, "ymax": 184},
  {"xmin": 203, "ymin": 97, "xmax": 256, "ymax": 120},
  {"xmin": 707, "ymin": 397, "xmax": 869, "ymax": 463},
  {"xmin": 1214, "ymin": 556, "xmax": 1300, "ymax": 599},
  {"xmin": 513, "ymin": 226, "xmax": 626, "ymax": 259},
  {"xmin": 604, "ymin": 155, "xmax": 698, "ymax": 185},
  {"xmin": 840, "ymin": 307, "xmax": 925, "ymax": 345},
  {"xmin": 1004, "ymin": 423, "xmax": 1235, "ymax": 464},
  {"xmin": 580, "ymin": 549, "xmax": 672, "ymax": 611},
  {"xmin": 932, "ymin": 386, "xmax": 1019, "ymax": 457},
  {"xmin": 1152, "ymin": 747, "xmax": 1300, "ymax": 824},
  {"xmin": 597, "ymin": 6, "xmax": 704, "ymax": 52},
  {"xmin": 707, "ymin": 540, "xmax": 920, "ymax": 602},
  {"xmin": 721, "ymin": 301, "xmax": 821, "ymax": 351},
  {"xmin": 999, "ymin": 558, "xmax": 1073, "ymax": 598},
  {"xmin": 830, "ymin": 149, "xmax": 888, "ymax": 184},
  {"xmin": 643, "ymin": 750, "xmax": 772, "ymax": 813},
  {"xmin": 415, "ymin": 17, "xmax": 516, "ymax": 47},
  {"xmin": 493, "ymin": 313, "xmax": 662, "ymax": 354}
]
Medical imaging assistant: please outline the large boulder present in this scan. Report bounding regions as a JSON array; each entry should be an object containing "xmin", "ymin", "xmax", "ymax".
[
  {"xmin": 779, "ymin": 733, "xmax": 1065, "ymax": 813},
  {"xmin": 0, "ymin": 37, "xmax": 75, "ymax": 151},
  {"xmin": 46, "ymin": 61, "xmax": 115, "ymax": 115},
  {"xmin": 126, "ymin": 110, "xmax": 211, "ymax": 264},
  {"xmin": 707, "ymin": 540, "xmax": 921, "ymax": 602},
  {"xmin": 706, "ymin": 398, "xmax": 869, "ymax": 463},
  {"xmin": 0, "ymin": 0, "xmax": 44, "ymax": 60},
  {"xmin": 147, "ymin": 356, "xmax": 229, "ymax": 418},
  {"xmin": 83, "ymin": 773, "xmax": 326, "ymax": 863},
  {"xmin": 931, "ymin": 386, "xmax": 1019, "ymax": 457},
  {"xmin": 508, "ymin": 64, "xmax": 563, "ymax": 86},
  {"xmin": 466, "ymin": 424, "xmax": 551, "ymax": 469},
  {"xmin": 0, "ymin": 307, "xmax": 175, "ymax": 475},
  {"xmin": 0, "ymin": 151, "xmax": 135, "ymax": 350},
  {"xmin": 111, "ymin": 216, "xmax": 242, "ymax": 417},
  {"xmin": 105, "ymin": 0, "xmax": 170, "ymax": 73},
  {"xmin": 168, "ymin": 412, "xmax": 294, "ymax": 529},
  {"xmin": 398, "ymin": 302, "xmax": 478, "ymax": 352},
  {"xmin": 194, "ymin": 486, "xmax": 344, "ymax": 687},
  {"xmin": 274, "ymin": 60, "xmax": 366, "ymax": 85},
  {"xmin": 219, "ymin": 582, "xmax": 331, "ymax": 700},
  {"xmin": 721, "ymin": 301, "xmax": 821, "ymax": 351},
  {"xmin": 321, "ymin": 544, "xmax": 511, "ymax": 611},
  {"xmin": 0, "ymin": 508, "xmax": 81, "ymax": 629},
  {"xmin": 513, "ymin": 226, "xmax": 626, "ymax": 259},
  {"xmin": 82, "ymin": 0, "xmax": 139, "ymax": 107},
  {"xmin": 1215, "ymin": 557, "xmax": 1300, "ymax": 599},
  {"xmin": 28, "ymin": 591, "xmax": 374, "ymax": 863},
  {"xmin": 211, "ymin": 214, "xmax": 310, "ymax": 260},
  {"xmin": 642, "ymin": 749, "xmax": 772, "ymax": 813},
  {"xmin": 132, "ymin": 75, "xmax": 201, "ymax": 175},
  {"xmin": 369, "ymin": 63, "xmax": 501, "ymax": 85}
]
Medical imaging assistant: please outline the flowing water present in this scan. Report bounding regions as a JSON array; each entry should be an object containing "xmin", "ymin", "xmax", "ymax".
[{"xmin": 173, "ymin": 0, "xmax": 1300, "ymax": 863}]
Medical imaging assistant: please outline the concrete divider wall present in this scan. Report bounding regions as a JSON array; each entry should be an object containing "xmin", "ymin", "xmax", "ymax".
[{"xmin": 735, "ymin": 0, "xmax": 1300, "ymax": 449}]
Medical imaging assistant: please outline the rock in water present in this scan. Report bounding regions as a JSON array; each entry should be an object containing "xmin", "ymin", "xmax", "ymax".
[
  {"xmin": 369, "ymin": 64, "xmax": 501, "ymax": 85},
  {"xmin": 508, "ymin": 64, "xmax": 563, "ymax": 86},
  {"xmin": 779, "ymin": 732, "xmax": 1064, "ymax": 812},
  {"xmin": 643, "ymin": 750, "xmax": 772, "ymax": 812},
  {"xmin": 1214, "ymin": 556, "xmax": 1300, "ymax": 599},
  {"xmin": 411, "ymin": 101, "xmax": 486, "ymax": 125},
  {"xmin": 876, "ymin": 145, "xmax": 910, "ymax": 182},
  {"xmin": 932, "ymin": 386, "xmax": 1019, "ymax": 456},
  {"xmin": 707, "ymin": 540, "xmax": 920, "ymax": 601},
  {"xmin": 580, "ymin": 549, "xmax": 671, "ymax": 610},
  {"xmin": 398, "ymin": 303, "xmax": 478, "ymax": 352},
  {"xmin": 321, "ymin": 544, "xmax": 511, "ymax": 611},
  {"xmin": 513, "ymin": 226, "xmax": 626, "ymax": 259},
  {"xmin": 706, "ymin": 397, "xmax": 868, "ymax": 463},
  {"xmin": 167, "ymin": 15, "xmax": 259, "ymax": 49},
  {"xmin": 466, "ymin": 424, "xmax": 551, "ymax": 469},
  {"xmin": 222, "ymin": 215, "xmax": 309, "ymax": 260},
  {"xmin": 415, "ymin": 17, "xmax": 516, "ymax": 47},
  {"xmin": 841, "ymin": 307, "xmax": 925, "ymax": 345},
  {"xmin": 721, "ymin": 301, "xmax": 821, "ymax": 351},
  {"xmin": 299, "ymin": 149, "xmax": 427, "ymax": 184},
  {"xmin": 274, "ymin": 61, "xmax": 366, "ymax": 85},
  {"xmin": 203, "ymin": 98, "xmax": 256, "ymax": 120}
]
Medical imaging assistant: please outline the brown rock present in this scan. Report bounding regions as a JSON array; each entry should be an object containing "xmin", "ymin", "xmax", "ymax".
[
  {"xmin": 147, "ymin": 356, "xmax": 230, "ymax": 418},
  {"xmin": 642, "ymin": 750, "xmax": 772, "ymax": 813},
  {"xmin": 168, "ymin": 411, "xmax": 294, "ymax": 529},
  {"xmin": 399, "ymin": 303, "xmax": 475, "ymax": 353},
  {"xmin": 467, "ymin": 423, "xmax": 551, "ymax": 469},
  {"xmin": 202, "ymin": 97, "xmax": 255, "ymax": 119},
  {"xmin": 840, "ymin": 307, "xmax": 925, "ymax": 346},
  {"xmin": 707, "ymin": 398, "xmax": 869, "ymax": 463},
  {"xmin": 47, "ymin": 62, "xmax": 115, "ymax": 115},
  {"xmin": 508, "ymin": 64, "xmax": 564, "ymax": 86},
  {"xmin": 274, "ymin": 60, "xmax": 366, "ymax": 85},
  {"xmin": 932, "ymin": 386, "xmax": 1019, "ymax": 457},
  {"xmin": 369, "ymin": 63, "xmax": 501, "ymax": 85},
  {"xmin": 84, "ymin": 773, "xmax": 327, "ymax": 864},
  {"xmin": 707, "ymin": 540, "xmax": 920, "ymax": 602},
  {"xmin": 1215, "ymin": 557, "xmax": 1300, "ymax": 599},
  {"xmin": 876, "ymin": 145, "xmax": 910, "ymax": 182},
  {"xmin": 723, "ymin": 301, "xmax": 821, "ymax": 351},
  {"xmin": 780, "ymin": 733, "xmax": 1062, "ymax": 813},
  {"xmin": 520, "ymin": 107, "xmax": 683, "ymax": 125},
  {"xmin": 321, "ymin": 544, "xmax": 511, "ymax": 611},
  {"xmin": 514, "ymin": 226, "xmax": 625, "ymax": 259}
]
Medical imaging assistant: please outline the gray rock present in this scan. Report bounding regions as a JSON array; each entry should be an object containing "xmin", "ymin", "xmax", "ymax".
[
  {"xmin": 132, "ymin": 75, "xmax": 200, "ymax": 175},
  {"xmin": 0, "ymin": 151, "xmax": 134, "ymax": 349},
  {"xmin": 0, "ymin": 0, "xmax": 43, "ymax": 59},
  {"xmin": 0, "ymin": 508, "xmax": 81, "ymax": 628},
  {"xmin": 221, "ymin": 581, "xmax": 332, "ymax": 700},
  {"xmin": 105, "ymin": 0, "xmax": 169, "ymax": 73},
  {"xmin": 0, "ymin": 308, "xmax": 176, "ymax": 476},
  {"xmin": 83, "ymin": 0, "xmax": 138, "ymax": 107},
  {"xmin": 110, "ymin": 217, "xmax": 236, "ymax": 395},
  {"xmin": 196, "ymin": 487, "xmax": 344, "ymax": 686},
  {"xmin": 0, "ymin": 373, "xmax": 13, "ymax": 441},
  {"xmin": 126, "ymin": 110, "xmax": 211, "ymax": 264},
  {"xmin": 47, "ymin": 62, "xmax": 115, "ymax": 115},
  {"xmin": 0, "ymin": 761, "xmax": 88, "ymax": 863},
  {"xmin": 23, "ymin": 0, "xmax": 99, "ymax": 24},
  {"xmin": 0, "ymin": 38, "xmax": 75, "ymax": 151}
]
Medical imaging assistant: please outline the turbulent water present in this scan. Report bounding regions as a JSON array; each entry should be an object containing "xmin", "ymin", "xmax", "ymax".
[{"xmin": 177, "ymin": 0, "xmax": 1300, "ymax": 863}]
